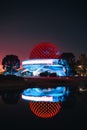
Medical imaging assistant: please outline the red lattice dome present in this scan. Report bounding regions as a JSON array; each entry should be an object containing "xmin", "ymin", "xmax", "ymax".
[
  {"xmin": 29, "ymin": 102, "xmax": 61, "ymax": 118},
  {"xmin": 29, "ymin": 42, "xmax": 60, "ymax": 59},
  {"xmin": 29, "ymin": 42, "xmax": 62, "ymax": 118}
]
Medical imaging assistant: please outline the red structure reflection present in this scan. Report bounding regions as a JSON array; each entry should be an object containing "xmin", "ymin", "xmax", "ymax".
[
  {"xmin": 29, "ymin": 42, "xmax": 62, "ymax": 118},
  {"xmin": 29, "ymin": 102, "xmax": 61, "ymax": 118},
  {"xmin": 29, "ymin": 42, "xmax": 61, "ymax": 59}
]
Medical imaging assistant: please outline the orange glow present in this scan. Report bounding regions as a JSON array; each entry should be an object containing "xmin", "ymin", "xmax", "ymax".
[{"xmin": 29, "ymin": 102, "xmax": 62, "ymax": 118}]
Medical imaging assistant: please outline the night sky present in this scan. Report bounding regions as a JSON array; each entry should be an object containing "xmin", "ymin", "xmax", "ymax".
[{"xmin": 0, "ymin": 0, "xmax": 87, "ymax": 64}]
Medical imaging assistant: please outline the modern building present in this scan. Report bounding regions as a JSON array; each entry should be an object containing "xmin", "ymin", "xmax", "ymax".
[{"xmin": 21, "ymin": 58, "xmax": 71, "ymax": 77}]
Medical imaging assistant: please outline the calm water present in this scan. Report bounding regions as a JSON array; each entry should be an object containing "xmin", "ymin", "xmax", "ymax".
[{"xmin": 0, "ymin": 83, "xmax": 87, "ymax": 130}]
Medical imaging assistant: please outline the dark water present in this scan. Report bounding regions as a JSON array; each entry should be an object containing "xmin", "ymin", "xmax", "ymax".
[{"xmin": 0, "ymin": 84, "xmax": 87, "ymax": 130}]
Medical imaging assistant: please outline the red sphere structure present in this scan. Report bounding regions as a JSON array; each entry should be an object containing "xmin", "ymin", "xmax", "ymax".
[
  {"xmin": 29, "ymin": 42, "xmax": 62, "ymax": 118},
  {"xmin": 29, "ymin": 42, "xmax": 60, "ymax": 59},
  {"xmin": 29, "ymin": 102, "xmax": 61, "ymax": 118}
]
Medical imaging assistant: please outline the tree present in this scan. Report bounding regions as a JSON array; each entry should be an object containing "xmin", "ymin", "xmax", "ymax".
[
  {"xmin": 1, "ymin": 91, "xmax": 20, "ymax": 104},
  {"xmin": 60, "ymin": 52, "xmax": 76, "ymax": 76},
  {"xmin": 61, "ymin": 52, "xmax": 76, "ymax": 64},
  {"xmin": 2, "ymin": 54, "xmax": 20, "ymax": 75}
]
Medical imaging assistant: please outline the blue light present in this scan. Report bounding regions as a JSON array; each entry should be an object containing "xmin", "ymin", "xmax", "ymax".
[
  {"xmin": 3, "ymin": 59, "xmax": 71, "ymax": 77},
  {"xmin": 21, "ymin": 86, "xmax": 70, "ymax": 102},
  {"xmin": 21, "ymin": 58, "xmax": 70, "ymax": 77}
]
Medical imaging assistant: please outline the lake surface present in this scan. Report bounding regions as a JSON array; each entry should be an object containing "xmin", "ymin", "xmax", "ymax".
[{"xmin": 0, "ymin": 82, "xmax": 87, "ymax": 130}]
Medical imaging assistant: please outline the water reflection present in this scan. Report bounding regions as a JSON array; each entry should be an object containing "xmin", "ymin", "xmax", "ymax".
[
  {"xmin": 0, "ymin": 83, "xmax": 87, "ymax": 119},
  {"xmin": 29, "ymin": 101, "xmax": 62, "ymax": 118},
  {"xmin": 0, "ymin": 90, "xmax": 21, "ymax": 104},
  {"xmin": 21, "ymin": 85, "xmax": 76, "ymax": 118},
  {"xmin": 22, "ymin": 86, "xmax": 70, "ymax": 102},
  {"xmin": 0, "ymin": 82, "xmax": 87, "ymax": 129}
]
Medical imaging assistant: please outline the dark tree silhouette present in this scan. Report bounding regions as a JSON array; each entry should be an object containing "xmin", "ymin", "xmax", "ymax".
[
  {"xmin": 1, "ymin": 91, "xmax": 20, "ymax": 104},
  {"xmin": 61, "ymin": 52, "xmax": 76, "ymax": 76},
  {"xmin": 2, "ymin": 54, "xmax": 20, "ymax": 75},
  {"xmin": 61, "ymin": 52, "xmax": 76, "ymax": 64}
]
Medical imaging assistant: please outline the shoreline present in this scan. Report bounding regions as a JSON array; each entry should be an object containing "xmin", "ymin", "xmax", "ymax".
[{"xmin": 0, "ymin": 75, "xmax": 87, "ymax": 90}]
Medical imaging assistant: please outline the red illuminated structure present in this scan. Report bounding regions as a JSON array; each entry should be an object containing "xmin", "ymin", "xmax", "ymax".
[
  {"xmin": 29, "ymin": 42, "xmax": 61, "ymax": 59},
  {"xmin": 29, "ymin": 102, "xmax": 61, "ymax": 118},
  {"xmin": 29, "ymin": 42, "xmax": 62, "ymax": 118}
]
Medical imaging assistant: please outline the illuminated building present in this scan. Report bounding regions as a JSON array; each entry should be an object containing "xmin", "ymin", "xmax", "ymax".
[
  {"xmin": 20, "ymin": 42, "xmax": 71, "ymax": 118},
  {"xmin": 29, "ymin": 42, "xmax": 60, "ymax": 59},
  {"xmin": 22, "ymin": 86, "xmax": 70, "ymax": 118},
  {"xmin": 21, "ymin": 58, "xmax": 69, "ymax": 77},
  {"xmin": 21, "ymin": 42, "xmax": 70, "ymax": 77}
]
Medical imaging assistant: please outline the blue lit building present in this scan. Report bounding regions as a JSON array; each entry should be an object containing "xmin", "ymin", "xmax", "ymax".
[
  {"xmin": 21, "ymin": 58, "xmax": 71, "ymax": 77},
  {"xmin": 22, "ymin": 86, "xmax": 70, "ymax": 102}
]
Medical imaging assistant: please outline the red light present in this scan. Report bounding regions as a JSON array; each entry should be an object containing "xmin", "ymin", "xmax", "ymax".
[
  {"xmin": 28, "ymin": 42, "xmax": 62, "ymax": 118},
  {"xmin": 29, "ymin": 101, "xmax": 62, "ymax": 118},
  {"xmin": 29, "ymin": 42, "xmax": 60, "ymax": 59}
]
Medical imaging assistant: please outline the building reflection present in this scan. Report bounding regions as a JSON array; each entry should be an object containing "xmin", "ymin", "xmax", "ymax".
[
  {"xmin": 29, "ymin": 101, "xmax": 62, "ymax": 118},
  {"xmin": 0, "ymin": 83, "xmax": 86, "ymax": 118},
  {"xmin": 21, "ymin": 85, "xmax": 76, "ymax": 118},
  {"xmin": 0, "ymin": 88, "xmax": 62, "ymax": 118}
]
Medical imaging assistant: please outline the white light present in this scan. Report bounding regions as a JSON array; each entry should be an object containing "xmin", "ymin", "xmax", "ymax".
[
  {"xmin": 22, "ymin": 95, "xmax": 53, "ymax": 102},
  {"xmin": 22, "ymin": 59, "xmax": 58, "ymax": 65},
  {"xmin": 79, "ymin": 87, "xmax": 87, "ymax": 92}
]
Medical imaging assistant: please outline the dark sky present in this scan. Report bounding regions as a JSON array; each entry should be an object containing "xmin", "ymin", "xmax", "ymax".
[{"xmin": 0, "ymin": 0, "xmax": 87, "ymax": 64}]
